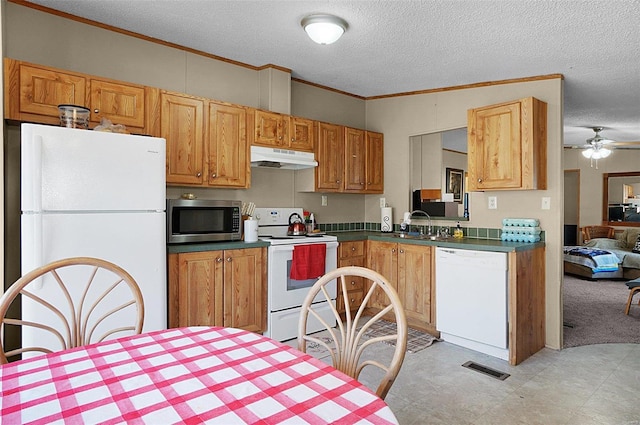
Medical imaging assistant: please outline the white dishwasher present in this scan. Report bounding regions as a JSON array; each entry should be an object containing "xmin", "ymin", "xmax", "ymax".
[{"xmin": 435, "ymin": 247, "xmax": 509, "ymax": 360}]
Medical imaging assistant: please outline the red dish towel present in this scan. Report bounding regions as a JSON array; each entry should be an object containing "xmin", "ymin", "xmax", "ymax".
[{"xmin": 290, "ymin": 244, "xmax": 326, "ymax": 280}]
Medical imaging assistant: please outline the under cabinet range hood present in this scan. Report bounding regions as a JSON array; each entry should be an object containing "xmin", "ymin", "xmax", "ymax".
[{"xmin": 250, "ymin": 146, "xmax": 318, "ymax": 170}]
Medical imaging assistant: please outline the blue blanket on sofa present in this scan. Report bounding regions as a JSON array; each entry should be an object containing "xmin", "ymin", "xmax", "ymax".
[{"xmin": 563, "ymin": 246, "xmax": 621, "ymax": 273}]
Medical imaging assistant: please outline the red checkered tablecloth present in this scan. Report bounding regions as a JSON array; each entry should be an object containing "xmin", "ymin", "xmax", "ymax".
[{"xmin": 0, "ymin": 326, "xmax": 398, "ymax": 424}]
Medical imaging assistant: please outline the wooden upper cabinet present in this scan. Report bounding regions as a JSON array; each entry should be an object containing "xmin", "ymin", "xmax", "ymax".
[
  {"xmin": 344, "ymin": 127, "xmax": 366, "ymax": 191},
  {"xmin": 366, "ymin": 131, "xmax": 384, "ymax": 193},
  {"xmin": 467, "ymin": 97, "xmax": 547, "ymax": 191},
  {"xmin": 253, "ymin": 109, "xmax": 288, "ymax": 147},
  {"xmin": 4, "ymin": 58, "xmax": 150, "ymax": 133},
  {"xmin": 5, "ymin": 59, "xmax": 86, "ymax": 123},
  {"xmin": 315, "ymin": 121, "xmax": 345, "ymax": 191},
  {"xmin": 161, "ymin": 91, "xmax": 205, "ymax": 185},
  {"xmin": 89, "ymin": 79, "xmax": 145, "ymax": 129},
  {"xmin": 207, "ymin": 102, "xmax": 249, "ymax": 188},
  {"xmin": 344, "ymin": 127, "xmax": 384, "ymax": 194},
  {"xmin": 289, "ymin": 116, "xmax": 315, "ymax": 152}
]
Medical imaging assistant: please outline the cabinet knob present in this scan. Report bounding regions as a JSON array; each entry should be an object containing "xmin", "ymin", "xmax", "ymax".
[
  {"xmin": 196, "ymin": 172, "xmax": 202, "ymax": 177},
  {"xmin": 360, "ymin": 182, "xmax": 364, "ymax": 186},
  {"xmin": 400, "ymin": 249, "xmax": 405, "ymax": 254},
  {"xmin": 211, "ymin": 173, "xmax": 217, "ymax": 178},
  {"xmin": 93, "ymin": 109, "xmax": 99, "ymax": 114},
  {"xmin": 350, "ymin": 281, "xmax": 356, "ymax": 286},
  {"xmin": 350, "ymin": 298, "xmax": 355, "ymax": 303},
  {"xmin": 216, "ymin": 257, "xmax": 223, "ymax": 263},
  {"xmin": 226, "ymin": 257, "xmax": 232, "ymax": 262},
  {"xmin": 278, "ymin": 136, "xmax": 283, "ymax": 141},
  {"xmin": 392, "ymin": 248, "xmax": 396, "ymax": 253},
  {"xmin": 478, "ymin": 178, "xmax": 483, "ymax": 183},
  {"xmin": 291, "ymin": 138, "xmax": 295, "ymax": 142},
  {"xmin": 351, "ymin": 247, "xmax": 356, "ymax": 251},
  {"xmin": 336, "ymin": 180, "xmax": 341, "ymax": 183}
]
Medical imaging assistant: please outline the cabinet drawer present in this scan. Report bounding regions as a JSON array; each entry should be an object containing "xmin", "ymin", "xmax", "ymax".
[
  {"xmin": 340, "ymin": 241, "xmax": 365, "ymax": 258},
  {"xmin": 343, "ymin": 290, "xmax": 364, "ymax": 310}
]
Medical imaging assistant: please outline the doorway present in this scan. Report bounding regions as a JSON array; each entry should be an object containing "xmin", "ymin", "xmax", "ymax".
[{"xmin": 564, "ymin": 170, "xmax": 580, "ymax": 245}]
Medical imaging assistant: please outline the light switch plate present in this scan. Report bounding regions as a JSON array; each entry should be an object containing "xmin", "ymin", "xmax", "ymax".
[
  {"xmin": 488, "ymin": 196, "xmax": 497, "ymax": 210},
  {"xmin": 379, "ymin": 197, "xmax": 386, "ymax": 208},
  {"xmin": 542, "ymin": 197, "xmax": 551, "ymax": 210},
  {"xmin": 321, "ymin": 195, "xmax": 328, "ymax": 206}
]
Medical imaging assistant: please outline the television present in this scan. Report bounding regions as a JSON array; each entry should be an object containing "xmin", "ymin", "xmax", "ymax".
[{"xmin": 608, "ymin": 206, "xmax": 624, "ymax": 222}]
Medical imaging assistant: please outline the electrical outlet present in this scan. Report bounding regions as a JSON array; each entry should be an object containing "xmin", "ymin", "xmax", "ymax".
[
  {"xmin": 488, "ymin": 196, "xmax": 497, "ymax": 210},
  {"xmin": 379, "ymin": 197, "xmax": 386, "ymax": 208},
  {"xmin": 321, "ymin": 195, "xmax": 328, "ymax": 206},
  {"xmin": 542, "ymin": 197, "xmax": 551, "ymax": 210}
]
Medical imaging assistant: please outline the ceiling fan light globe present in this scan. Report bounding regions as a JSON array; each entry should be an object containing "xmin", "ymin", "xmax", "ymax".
[
  {"xmin": 582, "ymin": 148, "xmax": 594, "ymax": 158},
  {"xmin": 600, "ymin": 148, "xmax": 612, "ymax": 158}
]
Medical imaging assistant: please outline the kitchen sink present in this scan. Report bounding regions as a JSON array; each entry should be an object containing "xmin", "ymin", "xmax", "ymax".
[{"xmin": 388, "ymin": 232, "xmax": 451, "ymax": 241}]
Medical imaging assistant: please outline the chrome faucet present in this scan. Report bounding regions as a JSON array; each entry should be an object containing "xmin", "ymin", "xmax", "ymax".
[{"xmin": 410, "ymin": 210, "xmax": 432, "ymax": 236}]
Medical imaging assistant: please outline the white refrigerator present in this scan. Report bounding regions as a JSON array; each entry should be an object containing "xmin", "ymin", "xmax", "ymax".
[{"xmin": 20, "ymin": 123, "xmax": 167, "ymax": 352}]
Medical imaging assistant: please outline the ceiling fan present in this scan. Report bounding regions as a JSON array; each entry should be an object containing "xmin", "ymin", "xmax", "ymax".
[{"xmin": 570, "ymin": 127, "xmax": 640, "ymax": 168}]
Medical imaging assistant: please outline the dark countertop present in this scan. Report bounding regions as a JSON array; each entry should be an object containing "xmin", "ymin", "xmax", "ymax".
[
  {"xmin": 166, "ymin": 231, "xmax": 544, "ymax": 254},
  {"xmin": 331, "ymin": 231, "xmax": 544, "ymax": 253},
  {"xmin": 167, "ymin": 240, "xmax": 269, "ymax": 254}
]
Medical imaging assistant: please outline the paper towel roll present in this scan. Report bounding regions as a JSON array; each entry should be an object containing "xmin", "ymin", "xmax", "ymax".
[
  {"xmin": 244, "ymin": 218, "xmax": 258, "ymax": 242},
  {"xmin": 381, "ymin": 207, "xmax": 393, "ymax": 233}
]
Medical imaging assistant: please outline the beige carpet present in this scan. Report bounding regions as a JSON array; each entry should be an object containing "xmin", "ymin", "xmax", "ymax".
[{"xmin": 563, "ymin": 274, "xmax": 640, "ymax": 347}]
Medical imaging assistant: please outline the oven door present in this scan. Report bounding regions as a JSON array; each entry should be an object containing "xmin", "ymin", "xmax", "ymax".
[{"xmin": 268, "ymin": 241, "xmax": 338, "ymax": 312}]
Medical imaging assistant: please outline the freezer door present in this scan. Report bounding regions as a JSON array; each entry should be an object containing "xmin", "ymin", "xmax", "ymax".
[
  {"xmin": 21, "ymin": 123, "xmax": 166, "ymax": 212},
  {"xmin": 21, "ymin": 212, "xmax": 167, "ymax": 354}
]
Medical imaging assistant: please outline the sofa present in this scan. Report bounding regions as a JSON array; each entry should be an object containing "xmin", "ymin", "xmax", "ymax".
[{"xmin": 581, "ymin": 228, "xmax": 640, "ymax": 280}]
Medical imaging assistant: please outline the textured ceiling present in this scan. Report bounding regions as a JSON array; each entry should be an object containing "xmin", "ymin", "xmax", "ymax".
[{"xmin": 25, "ymin": 0, "xmax": 640, "ymax": 147}]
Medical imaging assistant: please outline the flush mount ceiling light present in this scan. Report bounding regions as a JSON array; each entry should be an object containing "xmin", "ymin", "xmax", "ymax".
[{"xmin": 301, "ymin": 14, "xmax": 348, "ymax": 45}]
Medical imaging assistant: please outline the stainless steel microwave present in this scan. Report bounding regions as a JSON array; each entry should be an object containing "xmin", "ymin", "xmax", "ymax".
[{"xmin": 167, "ymin": 199, "xmax": 242, "ymax": 243}]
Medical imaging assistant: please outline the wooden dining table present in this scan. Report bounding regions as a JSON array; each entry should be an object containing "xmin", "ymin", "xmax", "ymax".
[{"xmin": 0, "ymin": 326, "xmax": 398, "ymax": 424}]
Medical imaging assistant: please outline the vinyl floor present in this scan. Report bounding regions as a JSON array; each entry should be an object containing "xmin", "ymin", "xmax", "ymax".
[{"xmin": 286, "ymin": 333, "xmax": 640, "ymax": 424}]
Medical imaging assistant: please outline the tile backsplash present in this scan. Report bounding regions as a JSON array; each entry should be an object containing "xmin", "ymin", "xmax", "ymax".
[{"xmin": 319, "ymin": 222, "xmax": 544, "ymax": 241}]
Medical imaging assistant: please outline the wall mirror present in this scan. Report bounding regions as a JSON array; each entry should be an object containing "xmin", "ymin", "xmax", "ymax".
[
  {"xmin": 410, "ymin": 128, "xmax": 468, "ymax": 220},
  {"xmin": 603, "ymin": 171, "xmax": 640, "ymax": 226}
]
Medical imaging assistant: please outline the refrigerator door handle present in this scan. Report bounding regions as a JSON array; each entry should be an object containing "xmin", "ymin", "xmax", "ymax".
[{"xmin": 22, "ymin": 134, "xmax": 43, "ymax": 213}]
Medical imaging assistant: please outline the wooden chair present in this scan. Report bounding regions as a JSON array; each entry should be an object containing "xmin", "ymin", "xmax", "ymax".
[
  {"xmin": 298, "ymin": 266, "xmax": 407, "ymax": 400},
  {"xmin": 0, "ymin": 257, "xmax": 144, "ymax": 364},
  {"xmin": 625, "ymin": 280, "xmax": 640, "ymax": 315},
  {"xmin": 581, "ymin": 225, "xmax": 615, "ymax": 243}
]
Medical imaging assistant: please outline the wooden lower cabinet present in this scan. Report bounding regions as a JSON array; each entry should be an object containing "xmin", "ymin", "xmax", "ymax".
[
  {"xmin": 367, "ymin": 241, "xmax": 435, "ymax": 334},
  {"xmin": 168, "ymin": 247, "xmax": 266, "ymax": 333},
  {"xmin": 336, "ymin": 241, "xmax": 366, "ymax": 315}
]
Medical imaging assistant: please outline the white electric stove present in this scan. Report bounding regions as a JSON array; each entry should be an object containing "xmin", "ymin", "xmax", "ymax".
[{"xmin": 254, "ymin": 208, "xmax": 338, "ymax": 341}]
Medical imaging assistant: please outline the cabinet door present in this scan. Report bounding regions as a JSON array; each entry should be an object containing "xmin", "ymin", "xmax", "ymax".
[
  {"xmin": 366, "ymin": 241, "xmax": 398, "ymax": 309},
  {"xmin": 174, "ymin": 251, "xmax": 224, "ymax": 327},
  {"xmin": 366, "ymin": 131, "xmax": 384, "ymax": 193},
  {"xmin": 316, "ymin": 122, "xmax": 344, "ymax": 191},
  {"xmin": 90, "ymin": 79, "xmax": 145, "ymax": 129},
  {"xmin": 208, "ymin": 102, "xmax": 249, "ymax": 188},
  {"xmin": 344, "ymin": 127, "xmax": 366, "ymax": 191},
  {"xmin": 18, "ymin": 63, "xmax": 86, "ymax": 118},
  {"xmin": 223, "ymin": 248, "xmax": 266, "ymax": 332},
  {"xmin": 336, "ymin": 241, "xmax": 366, "ymax": 314},
  {"xmin": 254, "ymin": 110, "xmax": 286, "ymax": 147},
  {"xmin": 468, "ymin": 101, "xmax": 522, "ymax": 190},
  {"xmin": 161, "ymin": 92, "xmax": 205, "ymax": 185},
  {"xmin": 397, "ymin": 244, "xmax": 433, "ymax": 324},
  {"xmin": 289, "ymin": 116, "xmax": 315, "ymax": 151}
]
